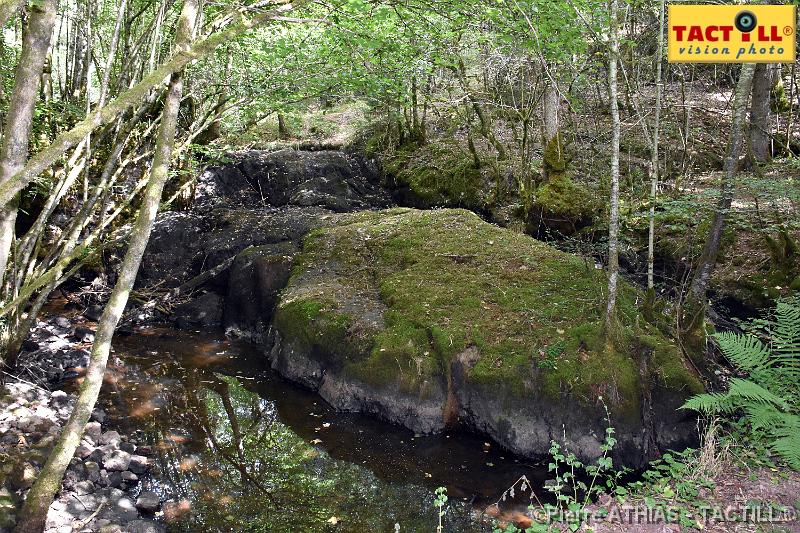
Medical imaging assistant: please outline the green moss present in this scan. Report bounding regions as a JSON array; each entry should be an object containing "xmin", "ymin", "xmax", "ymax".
[
  {"xmin": 639, "ymin": 335, "xmax": 704, "ymax": 395},
  {"xmin": 274, "ymin": 298, "xmax": 372, "ymax": 368},
  {"xmin": 543, "ymin": 132, "xmax": 568, "ymax": 175},
  {"xmin": 394, "ymin": 142, "xmax": 483, "ymax": 208},
  {"xmin": 771, "ymin": 76, "xmax": 791, "ymax": 113},
  {"xmin": 277, "ymin": 208, "xmax": 697, "ymax": 418},
  {"xmin": 534, "ymin": 174, "xmax": 595, "ymax": 220}
]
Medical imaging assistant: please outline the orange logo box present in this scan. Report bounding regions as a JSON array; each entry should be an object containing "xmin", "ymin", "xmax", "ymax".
[{"xmin": 668, "ymin": 4, "xmax": 796, "ymax": 63}]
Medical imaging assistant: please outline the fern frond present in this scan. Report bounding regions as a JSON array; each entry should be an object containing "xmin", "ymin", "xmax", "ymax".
[
  {"xmin": 681, "ymin": 392, "xmax": 736, "ymax": 414},
  {"xmin": 771, "ymin": 435, "xmax": 800, "ymax": 470},
  {"xmin": 714, "ymin": 332, "xmax": 771, "ymax": 374},
  {"xmin": 744, "ymin": 404, "xmax": 799, "ymax": 431},
  {"xmin": 727, "ymin": 378, "xmax": 789, "ymax": 410}
]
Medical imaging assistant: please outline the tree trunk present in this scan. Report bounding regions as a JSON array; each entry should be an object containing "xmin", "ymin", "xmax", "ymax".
[
  {"xmin": 12, "ymin": 2, "xmax": 199, "ymax": 531},
  {"xmin": 690, "ymin": 63, "xmax": 756, "ymax": 302},
  {"xmin": 542, "ymin": 70, "xmax": 559, "ymax": 144},
  {"xmin": 647, "ymin": 0, "xmax": 665, "ymax": 292},
  {"xmin": 0, "ymin": 0, "xmax": 56, "ymax": 290},
  {"xmin": 605, "ymin": 0, "xmax": 621, "ymax": 331},
  {"xmin": 750, "ymin": 63, "xmax": 773, "ymax": 163}
]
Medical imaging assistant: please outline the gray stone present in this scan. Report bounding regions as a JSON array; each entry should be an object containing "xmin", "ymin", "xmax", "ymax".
[
  {"xmin": 125, "ymin": 519, "xmax": 166, "ymax": 533},
  {"xmin": 107, "ymin": 471, "xmax": 123, "ymax": 488},
  {"xmin": 49, "ymin": 390, "xmax": 69, "ymax": 406},
  {"xmin": 127, "ymin": 455, "xmax": 150, "ymax": 474},
  {"xmin": 102, "ymin": 450, "xmax": 130, "ymax": 471},
  {"xmin": 135, "ymin": 491, "xmax": 160, "ymax": 513},
  {"xmin": 102, "ymin": 496, "xmax": 138, "ymax": 522},
  {"xmin": 85, "ymin": 461, "xmax": 100, "ymax": 482},
  {"xmin": 84, "ymin": 421, "xmax": 102, "ymax": 441},
  {"xmin": 74, "ymin": 480, "xmax": 95, "ymax": 495},
  {"xmin": 120, "ymin": 471, "xmax": 138, "ymax": 483},
  {"xmin": 98, "ymin": 430, "xmax": 121, "ymax": 446},
  {"xmin": 75, "ymin": 443, "xmax": 94, "ymax": 459}
]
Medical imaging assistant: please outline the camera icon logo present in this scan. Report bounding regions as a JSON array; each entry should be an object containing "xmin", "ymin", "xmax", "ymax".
[{"xmin": 735, "ymin": 10, "xmax": 757, "ymax": 33}]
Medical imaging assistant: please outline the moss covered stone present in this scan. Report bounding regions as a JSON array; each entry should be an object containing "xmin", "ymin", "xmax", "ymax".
[
  {"xmin": 384, "ymin": 142, "xmax": 486, "ymax": 210},
  {"xmin": 271, "ymin": 208, "xmax": 700, "ymax": 464}
]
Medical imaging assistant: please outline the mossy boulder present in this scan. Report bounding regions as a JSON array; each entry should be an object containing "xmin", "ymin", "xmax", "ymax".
[
  {"xmin": 269, "ymin": 208, "xmax": 701, "ymax": 466},
  {"xmin": 383, "ymin": 142, "xmax": 487, "ymax": 211},
  {"xmin": 527, "ymin": 174, "xmax": 597, "ymax": 237}
]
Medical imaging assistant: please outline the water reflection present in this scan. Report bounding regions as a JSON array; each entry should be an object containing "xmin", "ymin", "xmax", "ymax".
[{"xmin": 98, "ymin": 328, "xmax": 546, "ymax": 531}]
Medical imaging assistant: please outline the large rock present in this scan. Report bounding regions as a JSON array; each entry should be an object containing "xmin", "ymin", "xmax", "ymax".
[
  {"xmin": 268, "ymin": 208, "xmax": 703, "ymax": 467},
  {"xmin": 194, "ymin": 149, "xmax": 388, "ymax": 212},
  {"xmin": 224, "ymin": 243, "xmax": 297, "ymax": 341}
]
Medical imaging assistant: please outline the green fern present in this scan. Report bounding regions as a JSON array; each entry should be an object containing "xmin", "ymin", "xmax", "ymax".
[{"xmin": 682, "ymin": 296, "xmax": 800, "ymax": 470}]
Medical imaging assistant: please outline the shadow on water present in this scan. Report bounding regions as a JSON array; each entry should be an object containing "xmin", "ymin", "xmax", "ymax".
[{"xmin": 97, "ymin": 327, "xmax": 550, "ymax": 532}]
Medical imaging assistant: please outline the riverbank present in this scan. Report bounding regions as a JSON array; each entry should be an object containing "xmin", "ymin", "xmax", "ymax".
[{"xmin": 1, "ymin": 314, "xmax": 163, "ymax": 533}]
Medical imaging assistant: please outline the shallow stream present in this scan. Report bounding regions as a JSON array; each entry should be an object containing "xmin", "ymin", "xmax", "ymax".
[{"xmin": 95, "ymin": 327, "xmax": 549, "ymax": 532}]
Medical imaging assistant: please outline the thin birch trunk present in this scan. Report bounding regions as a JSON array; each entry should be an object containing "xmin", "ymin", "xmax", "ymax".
[
  {"xmin": 605, "ymin": 0, "xmax": 621, "ymax": 331},
  {"xmin": 647, "ymin": 0, "xmax": 665, "ymax": 291},
  {"xmin": 689, "ymin": 64, "xmax": 756, "ymax": 302}
]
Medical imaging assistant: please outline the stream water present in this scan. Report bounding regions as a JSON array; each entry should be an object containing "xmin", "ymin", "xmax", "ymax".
[{"xmin": 94, "ymin": 327, "xmax": 549, "ymax": 532}]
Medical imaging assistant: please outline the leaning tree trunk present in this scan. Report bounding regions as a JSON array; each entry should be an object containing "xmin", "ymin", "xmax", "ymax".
[
  {"xmin": 12, "ymin": 1, "xmax": 199, "ymax": 531},
  {"xmin": 750, "ymin": 63, "xmax": 773, "ymax": 163},
  {"xmin": 690, "ymin": 63, "xmax": 756, "ymax": 302},
  {"xmin": 0, "ymin": 0, "xmax": 57, "ymax": 292},
  {"xmin": 605, "ymin": 0, "xmax": 621, "ymax": 332}
]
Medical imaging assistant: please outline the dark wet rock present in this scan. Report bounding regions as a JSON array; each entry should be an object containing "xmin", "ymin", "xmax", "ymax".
[
  {"xmin": 83, "ymin": 304, "xmax": 104, "ymax": 321},
  {"xmin": 52, "ymin": 316, "xmax": 71, "ymax": 329},
  {"xmin": 126, "ymin": 519, "xmax": 166, "ymax": 533},
  {"xmin": 107, "ymin": 471, "xmax": 123, "ymax": 488},
  {"xmin": 101, "ymin": 494, "xmax": 139, "ymax": 523},
  {"xmin": 84, "ymin": 421, "xmax": 102, "ymax": 442},
  {"xmin": 194, "ymin": 149, "xmax": 387, "ymax": 212},
  {"xmin": 85, "ymin": 461, "xmax": 100, "ymax": 482},
  {"xmin": 50, "ymin": 390, "xmax": 69, "ymax": 407},
  {"xmin": 135, "ymin": 491, "xmax": 160, "ymax": 513},
  {"xmin": 74, "ymin": 480, "xmax": 95, "ymax": 495},
  {"xmin": 99, "ymin": 430, "xmax": 121, "ymax": 446},
  {"xmin": 120, "ymin": 442, "xmax": 136, "ymax": 453},
  {"xmin": 91, "ymin": 407, "xmax": 106, "ymax": 423},
  {"xmin": 139, "ymin": 150, "xmax": 390, "ymax": 291},
  {"xmin": 21, "ymin": 338, "xmax": 39, "ymax": 351},
  {"xmin": 173, "ymin": 291, "xmax": 224, "ymax": 328},
  {"xmin": 224, "ymin": 243, "xmax": 297, "ymax": 341},
  {"xmin": 128, "ymin": 455, "xmax": 150, "ymax": 474},
  {"xmin": 72, "ymin": 325, "xmax": 95, "ymax": 343}
]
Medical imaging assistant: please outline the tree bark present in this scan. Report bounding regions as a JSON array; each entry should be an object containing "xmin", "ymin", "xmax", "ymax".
[
  {"xmin": 647, "ymin": 0, "xmax": 665, "ymax": 291},
  {"xmin": 605, "ymin": 0, "xmax": 621, "ymax": 331},
  {"xmin": 0, "ymin": 0, "xmax": 56, "ymax": 289},
  {"xmin": 750, "ymin": 63, "xmax": 773, "ymax": 163},
  {"xmin": 542, "ymin": 70, "xmax": 559, "ymax": 144},
  {"xmin": 12, "ymin": 1, "xmax": 199, "ymax": 531},
  {"xmin": 690, "ymin": 64, "xmax": 756, "ymax": 301}
]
